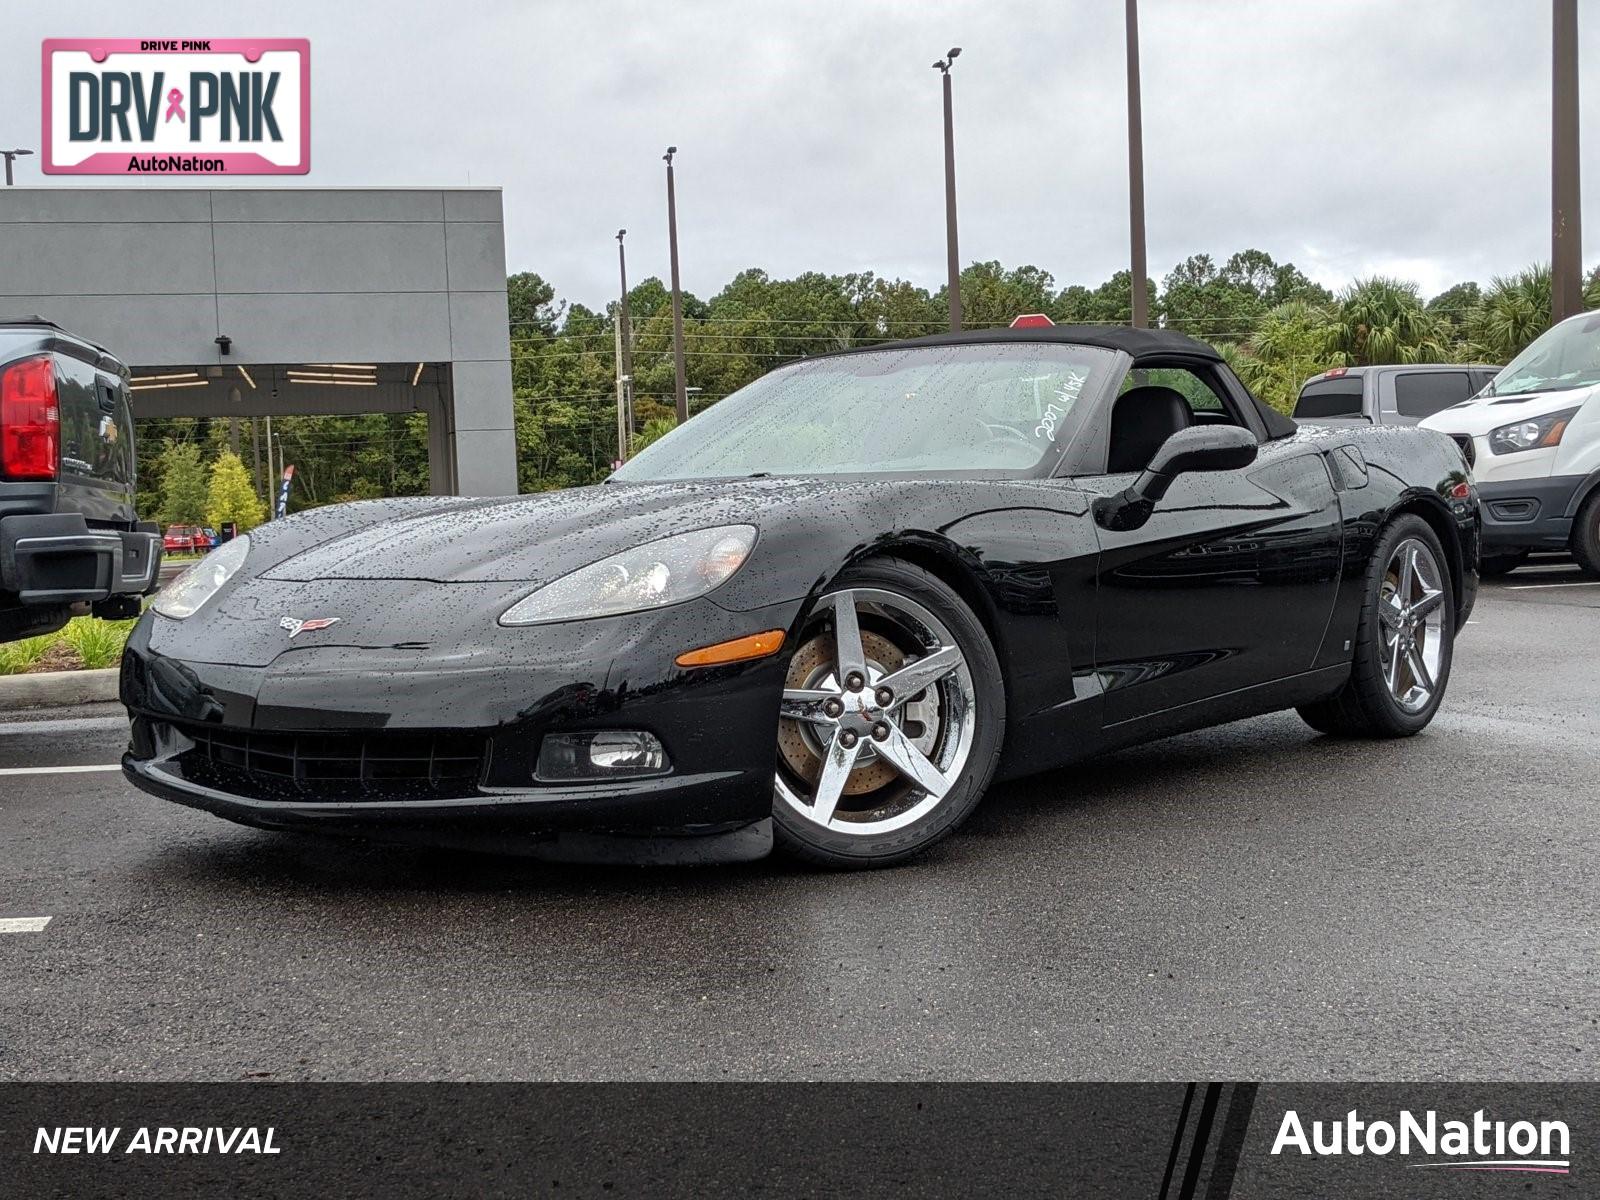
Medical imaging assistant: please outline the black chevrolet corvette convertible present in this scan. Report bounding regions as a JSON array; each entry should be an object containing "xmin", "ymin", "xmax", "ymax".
[{"xmin": 122, "ymin": 325, "xmax": 1478, "ymax": 867}]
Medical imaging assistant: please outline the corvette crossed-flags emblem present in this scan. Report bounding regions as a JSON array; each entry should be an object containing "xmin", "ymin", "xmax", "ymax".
[{"xmin": 279, "ymin": 616, "xmax": 341, "ymax": 639}]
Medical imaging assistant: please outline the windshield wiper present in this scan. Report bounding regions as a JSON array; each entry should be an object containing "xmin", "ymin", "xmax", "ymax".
[{"xmin": 1493, "ymin": 383, "xmax": 1593, "ymax": 398}]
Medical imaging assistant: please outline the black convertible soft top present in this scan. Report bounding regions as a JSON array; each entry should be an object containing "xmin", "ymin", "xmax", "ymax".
[
  {"xmin": 870, "ymin": 324, "xmax": 1297, "ymax": 439},
  {"xmin": 879, "ymin": 323, "xmax": 1223, "ymax": 361}
]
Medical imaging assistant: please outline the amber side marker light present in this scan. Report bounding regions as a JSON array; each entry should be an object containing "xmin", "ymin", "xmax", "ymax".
[{"xmin": 675, "ymin": 630, "xmax": 786, "ymax": 668}]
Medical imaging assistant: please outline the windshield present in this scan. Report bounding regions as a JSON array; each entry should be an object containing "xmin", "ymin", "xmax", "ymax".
[
  {"xmin": 1486, "ymin": 313, "xmax": 1600, "ymax": 397},
  {"xmin": 611, "ymin": 342, "xmax": 1118, "ymax": 480}
]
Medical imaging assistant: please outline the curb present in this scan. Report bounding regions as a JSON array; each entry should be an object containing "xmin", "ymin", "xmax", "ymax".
[{"xmin": 0, "ymin": 667, "xmax": 121, "ymax": 710}]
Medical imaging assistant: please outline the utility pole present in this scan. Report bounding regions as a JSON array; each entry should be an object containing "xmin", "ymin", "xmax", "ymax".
[
  {"xmin": 1, "ymin": 148, "xmax": 32, "ymax": 185},
  {"xmin": 251, "ymin": 417, "xmax": 264, "ymax": 500},
  {"xmin": 934, "ymin": 49, "xmax": 963, "ymax": 332},
  {"xmin": 1553, "ymin": 0, "xmax": 1583, "ymax": 323},
  {"xmin": 616, "ymin": 228, "xmax": 635, "ymax": 461},
  {"xmin": 664, "ymin": 147, "xmax": 689, "ymax": 424},
  {"xmin": 613, "ymin": 320, "xmax": 628, "ymax": 465},
  {"xmin": 1125, "ymin": 0, "xmax": 1149, "ymax": 328}
]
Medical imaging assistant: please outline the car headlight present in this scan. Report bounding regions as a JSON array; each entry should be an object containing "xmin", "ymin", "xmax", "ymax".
[
  {"xmin": 1488, "ymin": 407, "xmax": 1579, "ymax": 455},
  {"xmin": 152, "ymin": 535, "xmax": 251, "ymax": 619},
  {"xmin": 499, "ymin": 525, "xmax": 757, "ymax": 626}
]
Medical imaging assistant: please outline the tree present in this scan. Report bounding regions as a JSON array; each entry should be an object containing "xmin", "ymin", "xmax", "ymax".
[
  {"xmin": 1053, "ymin": 270, "xmax": 1156, "ymax": 326},
  {"xmin": 943, "ymin": 261, "xmax": 1056, "ymax": 328},
  {"xmin": 157, "ymin": 441, "xmax": 209, "ymax": 525},
  {"xmin": 205, "ymin": 450, "xmax": 267, "ymax": 531},
  {"xmin": 1466, "ymin": 267, "xmax": 1551, "ymax": 359},
  {"xmin": 630, "ymin": 416, "xmax": 678, "ymax": 457},
  {"xmin": 1234, "ymin": 300, "xmax": 1336, "ymax": 412},
  {"xmin": 1324, "ymin": 277, "xmax": 1452, "ymax": 365},
  {"xmin": 1220, "ymin": 249, "xmax": 1331, "ymax": 309},
  {"xmin": 1426, "ymin": 281, "xmax": 1481, "ymax": 332},
  {"xmin": 507, "ymin": 272, "xmax": 564, "ymax": 339},
  {"xmin": 1160, "ymin": 253, "xmax": 1261, "ymax": 342}
]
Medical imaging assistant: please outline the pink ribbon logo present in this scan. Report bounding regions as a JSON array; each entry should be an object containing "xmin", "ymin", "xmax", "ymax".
[{"xmin": 164, "ymin": 88, "xmax": 185, "ymax": 123}]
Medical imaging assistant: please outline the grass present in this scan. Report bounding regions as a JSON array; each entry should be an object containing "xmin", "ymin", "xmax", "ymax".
[
  {"xmin": 0, "ymin": 615, "xmax": 138, "ymax": 675},
  {"xmin": 61, "ymin": 616, "xmax": 136, "ymax": 669},
  {"xmin": 0, "ymin": 633, "xmax": 58, "ymax": 675}
]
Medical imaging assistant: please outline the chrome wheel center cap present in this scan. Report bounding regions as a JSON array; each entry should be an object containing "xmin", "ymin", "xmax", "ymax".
[{"xmin": 838, "ymin": 689, "xmax": 881, "ymax": 731}]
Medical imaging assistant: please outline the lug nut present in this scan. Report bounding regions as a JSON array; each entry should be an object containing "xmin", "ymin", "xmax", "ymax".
[
  {"xmin": 871, "ymin": 722, "xmax": 891, "ymax": 742},
  {"xmin": 874, "ymin": 686, "xmax": 893, "ymax": 707},
  {"xmin": 844, "ymin": 671, "xmax": 865, "ymax": 692},
  {"xmin": 839, "ymin": 730, "xmax": 859, "ymax": 749},
  {"xmin": 822, "ymin": 697, "xmax": 844, "ymax": 719}
]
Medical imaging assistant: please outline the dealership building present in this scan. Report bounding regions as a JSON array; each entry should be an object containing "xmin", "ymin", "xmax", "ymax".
[{"xmin": 0, "ymin": 186, "xmax": 518, "ymax": 495}]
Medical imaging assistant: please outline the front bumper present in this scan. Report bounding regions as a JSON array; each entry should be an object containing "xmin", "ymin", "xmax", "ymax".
[
  {"xmin": 1475, "ymin": 475, "xmax": 1586, "ymax": 551},
  {"xmin": 118, "ymin": 594, "xmax": 799, "ymax": 851},
  {"xmin": 0, "ymin": 513, "xmax": 162, "ymax": 605}
]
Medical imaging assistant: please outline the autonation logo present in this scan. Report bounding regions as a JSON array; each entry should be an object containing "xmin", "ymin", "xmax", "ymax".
[{"xmin": 1272, "ymin": 1108, "xmax": 1570, "ymax": 1175}]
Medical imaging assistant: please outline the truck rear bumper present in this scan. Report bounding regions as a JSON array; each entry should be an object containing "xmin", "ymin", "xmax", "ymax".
[{"xmin": 0, "ymin": 513, "xmax": 163, "ymax": 606}]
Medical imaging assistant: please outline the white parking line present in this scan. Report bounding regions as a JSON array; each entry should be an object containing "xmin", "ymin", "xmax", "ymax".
[
  {"xmin": 1506, "ymin": 581, "xmax": 1600, "ymax": 590},
  {"xmin": 0, "ymin": 715, "xmax": 125, "ymax": 736},
  {"xmin": 0, "ymin": 917, "xmax": 52, "ymax": 933},
  {"xmin": 0, "ymin": 764, "xmax": 122, "ymax": 776}
]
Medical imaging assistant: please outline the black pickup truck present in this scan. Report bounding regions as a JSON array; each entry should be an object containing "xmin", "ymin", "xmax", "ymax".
[{"xmin": 0, "ymin": 318, "xmax": 162, "ymax": 643}]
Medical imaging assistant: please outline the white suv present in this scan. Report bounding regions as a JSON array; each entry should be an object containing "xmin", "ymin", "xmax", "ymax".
[{"xmin": 1420, "ymin": 311, "xmax": 1600, "ymax": 576}]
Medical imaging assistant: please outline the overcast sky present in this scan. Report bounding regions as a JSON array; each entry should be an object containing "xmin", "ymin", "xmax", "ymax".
[{"xmin": 7, "ymin": 1, "xmax": 1599, "ymax": 308}]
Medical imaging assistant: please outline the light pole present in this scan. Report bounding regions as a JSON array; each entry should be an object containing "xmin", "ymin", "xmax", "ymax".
[
  {"xmin": 1, "ymin": 148, "xmax": 33, "ymax": 186},
  {"xmin": 1124, "ymin": 0, "xmax": 1149, "ymax": 328},
  {"xmin": 615, "ymin": 228, "xmax": 635, "ymax": 461},
  {"xmin": 664, "ymin": 147, "xmax": 689, "ymax": 424},
  {"xmin": 1552, "ymin": 0, "xmax": 1582, "ymax": 323},
  {"xmin": 933, "ymin": 49, "xmax": 963, "ymax": 332}
]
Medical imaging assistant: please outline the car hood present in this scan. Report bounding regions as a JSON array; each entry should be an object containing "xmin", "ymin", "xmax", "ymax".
[
  {"xmin": 259, "ymin": 478, "xmax": 835, "ymax": 585},
  {"xmin": 1419, "ymin": 385, "xmax": 1598, "ymax": 437}
]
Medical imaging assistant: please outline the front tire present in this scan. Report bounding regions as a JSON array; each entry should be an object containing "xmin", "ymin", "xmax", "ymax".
[
  {"xmin": 772, "ymin": 559, "xmax": 1004, "ymax": 868},
  {"xmin": 1571, "ymin": 490, "xmax": 1600, "ymax": 579},
  {"xmin": 1297, "ymin": 515, "xmax": 1455, "ymax": 738}
]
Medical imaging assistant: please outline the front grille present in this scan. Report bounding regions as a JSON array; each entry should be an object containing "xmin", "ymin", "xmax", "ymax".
[
  {"xmin": 170, "ymin": 722, "xmax": 487, "ymax": 801},
  {"xmin": 1451, "ymin": 434, "xmax": 1475, "ymax": 468}
]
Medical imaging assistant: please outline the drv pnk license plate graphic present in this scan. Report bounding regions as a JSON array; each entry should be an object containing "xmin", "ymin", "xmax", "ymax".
[{"xmin": 42, "ymin": 38, "xmax": 310, "ymax": 175}]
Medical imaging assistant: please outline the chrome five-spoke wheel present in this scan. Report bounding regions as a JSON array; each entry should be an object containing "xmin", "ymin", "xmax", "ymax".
[
  {"xmin": 770, "ymin": 561, "xmax": 1003, "ymax": 866},
  {"xmin": 1378, "ymin": 538, "xmax": 1447, "ymax": 713},
  {"xmin": 1296, "ymin": 513, "xmax": 1455, "ymax": 738}
]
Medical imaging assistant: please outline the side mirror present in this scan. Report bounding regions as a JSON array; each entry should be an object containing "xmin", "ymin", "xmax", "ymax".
[{"xmin": 1093, "ymin": 426, "xmax": 1258, "ymax": 531}]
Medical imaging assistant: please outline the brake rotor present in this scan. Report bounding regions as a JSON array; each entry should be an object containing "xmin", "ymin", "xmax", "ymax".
[{"xmin": 778, "ymin": 630, "xmax": 906, "ymax": 795}]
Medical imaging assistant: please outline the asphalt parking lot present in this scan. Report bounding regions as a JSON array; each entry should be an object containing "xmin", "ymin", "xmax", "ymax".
[{"xmin": 2, "ymin": 563, "xmax": 1597, "ymax": 1082}]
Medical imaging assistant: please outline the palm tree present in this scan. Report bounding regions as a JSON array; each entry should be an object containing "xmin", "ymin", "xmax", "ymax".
[
  {"xmin": 1228, "ymin": 300, "xmax": 1335, "ymax": 413},
  {"xmin": 1468, "ymin": 265, "xmax": 1553, "ymax": 360},
  {"xmin": 1324, "ymin": 277, "xmax": 1453, "ymax": 366}
]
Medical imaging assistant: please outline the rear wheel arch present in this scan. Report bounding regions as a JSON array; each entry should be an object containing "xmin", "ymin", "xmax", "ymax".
[{"xmin": 1386, "ymin": 494, "xmax": 1465, "ymax": 619}]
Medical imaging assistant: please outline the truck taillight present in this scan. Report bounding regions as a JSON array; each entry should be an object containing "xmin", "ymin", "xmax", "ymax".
[{"xmin": 0, "ymin": 355, "xmax": 60, "ymax": 480}]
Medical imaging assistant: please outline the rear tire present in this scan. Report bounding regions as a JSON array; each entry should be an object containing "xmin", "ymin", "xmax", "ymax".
[
  {"xmin": 1571, "ymin": 490, "xmax": 1600, "ymax": 579},
  {"xmin": 772, "ymin": 559, "xmax": 1004, "ymax": 869},
  {"xmin": 1296, "ymin": 515, "xmax": 1454, "ymax": 738}
]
